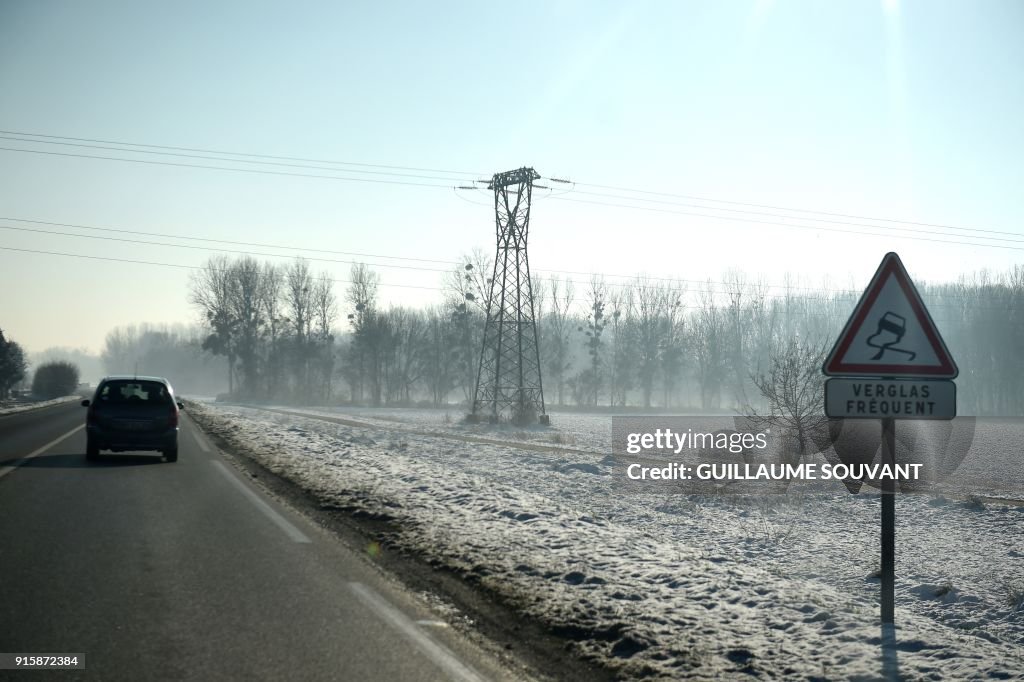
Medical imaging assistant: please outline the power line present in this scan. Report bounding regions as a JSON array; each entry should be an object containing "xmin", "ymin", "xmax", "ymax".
[
  {"xmin": 452, "ymin": 186, "xmax": 493, "ymax": 207},
  {"xmin": 0, "ymin": 241, "xmax": 830, "ymax": 316},
  {"xmin": 0, "ymin": 245, "xmax": 446, "ymax": 291},
  {"xmin": 0, "ymin": 223, "xmax": 453, "ymax": 274},
  {"xmin": 2, "ymin": 226, "xmax": 1017, "ymax": 312},
  {"xmin": 7, "ymin": 129, "xmax": 1015, "ymax": 243},
  {"xmin": 0, "ymin": 135, "xmax": 478, "ymax": 184},
  {"xmin": 0, "ymin": 216, "xmax": 458, "ymax": 266},
  {"xmin": 561, "ymin": 188, "xmax": 1024, "ymax": 244},
  {"xmin": 7, "ymin": 128, "xmax": 1015, "ymax": 244},
  {"xmin": 0, "ymin": 221, "xmax": 875, "ymax": 299},
  {"xmin": 0, "ymin": 147, "xmax": 456, "ymax": 189},
  {"xmin": 3, "ymin": 242, "xmax": 1014, "ymax": 316},
  {"xmin": 0, "ymin": 129, "xmax": 486, "ymax": 177},
  {"xmin": 9, "ymin": 143, "xmax": 1015, "ymax": 256},
  {"xmin": 569, "ymin": 181, "xmax": 1021, "ymax": 239},
  {"xmin": 0, "ymin": 215, "xmax": 854, "ymax": 294},
  {"xmin": 547, "ymin": 195, "xmax": 1024, "ymax": 253},
  {"xmin": 4, "ymin": 130, "xmax": 1022, "ymax": 296},
  {"xmin": 3, "ymin": 215, "xmax": 1018, "ymax": 302}
]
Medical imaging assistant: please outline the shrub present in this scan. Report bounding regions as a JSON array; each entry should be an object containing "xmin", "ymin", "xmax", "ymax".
[
  {"xmin": 963, "ymin": 494, "xmax": 987, "ymax": 511},
  {"xmin": 1006, "ymin": 581, "xmax": 1024, "ymax": 610},
  {"xmin": 31, "ymin": 361, "xmax": 80, "ymax": 399}
]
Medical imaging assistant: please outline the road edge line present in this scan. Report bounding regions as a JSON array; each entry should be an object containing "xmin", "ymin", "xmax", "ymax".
[
  {"xmin": 210, "ymin": 460, "xmax": 311, "ymax": 543},
  {"xmin": 187, "ymin": 417, "xmax": 213, "ymax": 453},
  {"xmin": 349, "ymin": 582, "xmax": 487, "ymax": 682}
]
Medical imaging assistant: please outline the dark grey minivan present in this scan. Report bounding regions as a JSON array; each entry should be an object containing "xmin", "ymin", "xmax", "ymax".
[{"xmin": 82, "ymin": 376, "xmax": 182, "ymax": 462}]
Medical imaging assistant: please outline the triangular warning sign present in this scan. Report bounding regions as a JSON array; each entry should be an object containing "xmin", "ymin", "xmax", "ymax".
[{"xmin": 823, "ymin": 252, "xmax": 958, "ymax": 378}]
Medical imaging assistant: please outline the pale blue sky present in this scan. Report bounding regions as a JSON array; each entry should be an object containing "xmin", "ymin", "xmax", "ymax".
[{"xmin": 1, "ymin": 0, "xmax": 1022, "ymax": 353}]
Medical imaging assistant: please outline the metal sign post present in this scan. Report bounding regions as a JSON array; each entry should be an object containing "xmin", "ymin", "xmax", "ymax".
[
  {"xmin": 880, "ymin": 417, "xmax": 896, "ymax": 624},
  {"xmin": 823, "ymin": 253, "xmax": 959, "ymax": 628}
]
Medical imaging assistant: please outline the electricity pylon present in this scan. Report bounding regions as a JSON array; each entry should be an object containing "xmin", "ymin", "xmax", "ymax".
[{"xmin": 471, "ymin": 167, "xmax": 548, "ymax": 425}]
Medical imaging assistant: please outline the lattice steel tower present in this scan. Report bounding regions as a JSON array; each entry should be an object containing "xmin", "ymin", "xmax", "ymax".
[{"xmin": 471, "ymin": 167, "xmax": 548, "ymax": 425}]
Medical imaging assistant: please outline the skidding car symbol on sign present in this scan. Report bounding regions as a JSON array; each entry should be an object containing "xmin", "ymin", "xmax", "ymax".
[{"xmin": 823, "ymin": 252, "xmax": 957, "ymax": 379}]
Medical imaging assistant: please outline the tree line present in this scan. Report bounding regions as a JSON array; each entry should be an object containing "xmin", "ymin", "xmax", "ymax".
[
  {"xmin": 182, "ymin": 253, "xmax": 1024, "ymax": 416},
  {"xmin": 0, "ymin": 328, "xmax": 29, "ymax": 400},
  {"xmin": 0, "ymin": 329, "xmax": 83, "ymax": 400},
  {"xmin": 101, "ymin": 323, "xmax": 228, "ymax": 396}
]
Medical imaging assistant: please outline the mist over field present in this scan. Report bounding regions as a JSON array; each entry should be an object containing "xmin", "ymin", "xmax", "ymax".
[{"xmin": 13, "ymin": 254, "xmax": 1020, "ymax": 416}]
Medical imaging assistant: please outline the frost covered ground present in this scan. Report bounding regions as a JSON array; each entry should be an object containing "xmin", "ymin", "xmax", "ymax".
[
  {"xmin": 0, "ymin": 395, "xmax": 80, "ymax": 415},
  {"xmin": 190, "ymin": 402, "xmax": 1024, "ymax": 680}
]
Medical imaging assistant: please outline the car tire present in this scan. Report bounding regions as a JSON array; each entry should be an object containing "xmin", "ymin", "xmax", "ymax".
[
  {"xmin": 164, "ymin": 447, "xmax": 178, "ymax": 463},
  {"xmin": 86, "ymin": 439, "xmax": 99, "ymax": 461}
]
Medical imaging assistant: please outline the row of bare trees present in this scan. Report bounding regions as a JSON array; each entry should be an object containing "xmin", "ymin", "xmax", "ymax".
[
  {"xmin": 188, "ymin": 256, "xmax": 337, "ymax": 402},
  {"xmin": 541, "ymin": 274, "xmax": 828, "ymax": 412},
  {"xmin": 101, "ymin": 323, "xmax": 227, "ymax": 396},
  {"xmin": 185, "ymin": 253, "xmax": 1024, "ymax": 415}
]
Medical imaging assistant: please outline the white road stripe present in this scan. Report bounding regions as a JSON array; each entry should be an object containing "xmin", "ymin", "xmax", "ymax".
[
  {"xmin": 210, "ymin": 460, "xmax": 311, "ymax": 543},
  {"xmin": 0, "ymin": 424, "xmax": 84, "ymax": 481},
  {"xmin": 349, "ymin": 582, "xmax": 487, "ymax": 682},
  {"xmin": 189, "ymin": 421, "xmax": 212, "ymax": 453}
]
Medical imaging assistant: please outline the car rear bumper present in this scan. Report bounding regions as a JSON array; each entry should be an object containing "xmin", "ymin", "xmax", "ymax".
[{"xmin": 87, "ymin": 425, "xmax": 178, "ymax": 452}]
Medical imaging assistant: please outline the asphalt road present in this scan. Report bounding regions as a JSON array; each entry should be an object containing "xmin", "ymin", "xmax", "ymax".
[{"xmin": 0, "ymin": 401, "xmax": 515, "ymax": 682}]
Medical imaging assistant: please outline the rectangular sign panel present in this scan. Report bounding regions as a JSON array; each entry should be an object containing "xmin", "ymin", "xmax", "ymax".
[{"xmin": 825, "ymin": 378, "xmax": 956, "ymax": 419}]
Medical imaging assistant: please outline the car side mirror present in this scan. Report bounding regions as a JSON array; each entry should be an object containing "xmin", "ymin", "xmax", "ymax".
[
  {"xmin": 81, "ymin": 399, "xmax": 91, "ymax": 407},
  {"xmin": 176, "ymin": 401, "xmax": 184, "ymax": 410}
]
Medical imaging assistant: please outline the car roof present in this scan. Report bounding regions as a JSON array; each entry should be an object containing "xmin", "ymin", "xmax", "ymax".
[{"xmin": 100, "ymin": 375, "xmax": 172, "ymax": 384}]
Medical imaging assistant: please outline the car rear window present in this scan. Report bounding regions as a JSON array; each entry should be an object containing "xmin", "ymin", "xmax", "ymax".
[{"xmin": 98, "ymin": 381, "xmax": 172, "ymax": 406}]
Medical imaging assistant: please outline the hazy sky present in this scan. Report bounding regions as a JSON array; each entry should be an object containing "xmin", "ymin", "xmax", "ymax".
[{"xmin": 1, "ymin": 0, "xmax": 1022, "ymax": 354}]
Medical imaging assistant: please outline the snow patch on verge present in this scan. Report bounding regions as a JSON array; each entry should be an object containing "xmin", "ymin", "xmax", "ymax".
[
  {"xmin": 0, "ymin": 395, "xmax": 80, "ymax": 415},
  {"xmin": 189, "ymin": 402, "xmax": 1024, "ymax": 680}
]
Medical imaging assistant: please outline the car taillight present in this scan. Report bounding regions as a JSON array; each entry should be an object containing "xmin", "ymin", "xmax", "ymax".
[
  {"xmin": 87, "ymin": 404, "xmax": 98, "ymax": 425},
  {"xmin": 169, "ymin": 406, "xmax": 179, "ymax": 427}
]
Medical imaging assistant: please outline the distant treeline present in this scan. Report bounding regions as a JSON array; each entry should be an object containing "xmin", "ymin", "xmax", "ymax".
[
  {"xmin": 101, "ymin": 323, "xmax": 228, "ymax": 397},
  {"xmin": 172, "ymin": 252, "xmax": 1024, "ymax": 416}
]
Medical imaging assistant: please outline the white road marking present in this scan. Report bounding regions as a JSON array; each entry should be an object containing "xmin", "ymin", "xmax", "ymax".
[
  {"xmin": 211, "ymin": 460, "xmax": 311, "ymax": 543},
  {"xmin": 189, "ymin": 421, "xmax": 213, "ymax": 453},
  {"xmin": 0, "ymin": 424, "xmax": 84, "ymax": 481},
  {"xmin": 349, "ymin": 582, "xmax": 486, "ymax": 682}
]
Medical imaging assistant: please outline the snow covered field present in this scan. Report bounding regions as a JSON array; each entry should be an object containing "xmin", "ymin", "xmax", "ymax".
[
  {"xmin": 190, "ymin": 402, "xmax": 1024, "ymax": 680},
  {"xmin": 0, "ymin": 395, "xmax": 80, "ymax": 415}
]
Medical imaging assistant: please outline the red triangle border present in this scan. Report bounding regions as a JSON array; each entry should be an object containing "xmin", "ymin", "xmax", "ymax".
[{"xmin": 823, "ymin": 253, "xmax": 958, "ymax": 378}]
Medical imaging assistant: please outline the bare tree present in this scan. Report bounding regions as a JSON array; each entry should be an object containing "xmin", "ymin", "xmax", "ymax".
[
  {"xmin": 421, "ymin": 306, "xmax": 459, "ymax": 405},
  {"xmin": 633, "ymin": 276, "xmax": 671, "ymax": 408},
  {"xmin": 658, "ymin": 282, "xmax": 685, "ymax": 408},
  {"xmin": 228, "ymin": 257, "xmax": 266, "ymax": 398},
  {"xmin": 259, "ymin": 263, "xmax": 285, "ymax": 399},
  {"xmin": 579, "ymin": 276, "xmax": 608, "ymax": 406},
  {"xmin": 544, "ymin": 276, "xmax": 575, "ymax": 406},
  {"xmin": 692, "ymin": 287, "xmax": 726, "ymax": 410},
  {"xmin": 345, "ymin": 263, "xmax": 381, "ymax": 404},
  {"xmin": 607, "ymin": 286, "xmax": 634, "ymax": 407},
  {"xmin": 443, "ymin": 251, "xmax": 491, "ymax": 404},
  {"xmin": 189, "ymin": 256, "xmax": 237, "ymax": 394},
  {"xmin": 383, "ymin": 307, "xmax": 423, "ymax": 404},
  {"xmin": 286, "ymin": 258, "xmax": 315, "ymax": 401},
  {"xmin": 746, "ymin": 336, "xmax": 829, "ymax": 465},
  {"xmin": 312, "ymin": 273, "xmax": 338, "ymax": 401},
  {"xmin": 443, "ymin": 248, "xmax": 492, "ymax": 313}
]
